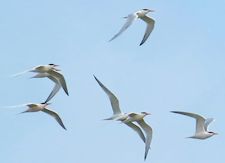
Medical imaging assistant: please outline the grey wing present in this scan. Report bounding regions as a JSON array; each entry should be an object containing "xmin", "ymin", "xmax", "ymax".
[
  {"xmin": 125, "ymin": 122, "xmax": 145, "ymax": 143},
  {"xmin": 171, "ymin": 111, "xmax": 206, "ymax": 134},
  {"xmin": 45, "ymin": 81, "xmax": 61, "ymax": 103},
  {"xmin": 139, "ymin": 15, "xmax": 155, "ymax": 46},
  {"xmin": 204, "ymin": 118, "xmax": 215, "ymax": 131},
  {"xmin": 94, "ymin": 75, "xmax": 121, "ymax": 115},
  {"xmin": 42, "ymin": 108, "xmax": 66, "ymax": 130},
  {"xmin": 137, "ymin": 119, "xmax": 152, "ymax": 160},
  {"xmin": 49, "ymin": 70, "xmax": 69, "ymax": 96},
  {"xmin": 109, "ymin": 13, "xmax": 138, "ymax": 41}
]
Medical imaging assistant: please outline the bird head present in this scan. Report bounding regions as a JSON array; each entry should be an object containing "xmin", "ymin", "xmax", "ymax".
[
  {"xmin": 48, "ymin": 64, "xmax": 60, "ymax": 71},
  {"xmin": 208, "ymin": 131, "xmax": 218, "ymax": 136},
  {"xmin": 141, "ymin": 112, "xmax": 151, "ymax": 116},
  {"xmin": 142, "ymin": 9, "xmax": 154, "ymax": 14}
]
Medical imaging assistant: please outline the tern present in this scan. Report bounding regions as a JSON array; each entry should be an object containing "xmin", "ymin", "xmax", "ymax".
[
  {"xmin": 109, "ymin": 9, "xmax": 155, "ymax": 46},
  {"xmin": 18, "ymin": 102, "xmax": 66, "ymax": 130},
  {"xmin": 94, "ymin": 75, "xmax": 152, "ymax": 160},
  {"xmin": 171, "ymin": 111, "xmax": 218, "ymax": 139},
  {"xmin": 94, "ymin": 75, "xmax": 145, "ymax": 142},
  {"xmin": 12, "ymin": 64, "xmax": 69, "ymax": 102}
]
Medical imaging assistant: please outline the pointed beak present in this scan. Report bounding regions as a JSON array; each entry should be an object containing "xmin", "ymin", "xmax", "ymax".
[
  {"xmin": 146, "ymin": 112, "xmax": 151, "ymax": 115},
  {"xmin": 214, "ymin": 133, "xmax": 219, "ymax": 135},
  {"xmin": 149, "ymin": 9, "xmax": 155, "ymax": 12}
]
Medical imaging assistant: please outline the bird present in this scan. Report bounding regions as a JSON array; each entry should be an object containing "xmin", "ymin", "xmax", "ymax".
[
  {"xmin": 109, "ymin": 9, "xmax": 155, "ymax": 46},
  {"xmin": 94, "ymin": 75, "xmax": 145, "ymax": 142},
  {"xmin": 94, "ymin": 75, "xmax": 153, "ymax": 160},
  {"xmin": 12, "ymin": 64, "xmax": 69, "ymax": 103},
  {"xmin": 19, "ymin": 102, "xmax": 67, "ymax": 130},
  {"xmin": 171, "ymin": 111, "xmax": 218, "ymax": 139}
]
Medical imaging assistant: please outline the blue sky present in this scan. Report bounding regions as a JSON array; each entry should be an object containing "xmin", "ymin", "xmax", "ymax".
[{"xmin": 0, "ymin": 0, "xmax": 225, "ymax": 162}]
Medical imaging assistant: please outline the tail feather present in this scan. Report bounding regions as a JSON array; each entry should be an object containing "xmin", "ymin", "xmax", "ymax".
[
  {"xmin": 0, "ymin": 104, "xmax": 28, "ymax": 109},
  {"xmin": 103, "ymin": 117, "xmax": 114, "ymax": 120},
  {"xmin": 10, "ymin": 69, "xmax": 31, "ymax": 78}
]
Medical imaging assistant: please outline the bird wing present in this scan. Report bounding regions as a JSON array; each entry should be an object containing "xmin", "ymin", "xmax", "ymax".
[
  {"xmin": 42, "ymin": 108, "xmax": 66, "ymax": 130},
  {"xmin": 171, "ymin": 111, "xmax": 206, "ymax": 134},
  {"xmin": 109, "ymin": 13, "xmax": 138, "ymax": 41},
  {"xmin": 48, "ymin": 70, "xmax": 69, "ymax": 96},
  {"xmin": 204, "ymin": 118, "xmax": 215, "ymax": 131},
  {"xmin": 94, "ymin": 75, "xmax": 121, "ymax": 115},
  {"xmin": 44, "ymin": 76, "xmax": 61, "ymax": 103},
  {"xmin": 139, "ymin": 15, "xmax": 155, "ymax": 46},
  {"xmin": 125, "ymin": 122, "xmax": 145, "ymax": 143},
  {"xmin": 136, "ymin": 119, "xmax": 152, "ymax": 160}
]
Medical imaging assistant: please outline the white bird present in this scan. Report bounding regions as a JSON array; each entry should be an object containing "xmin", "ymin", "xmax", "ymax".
[
  {"xmin": 20, "ymin": 102, "xmax": 66, "ymax": 130},
  {"xmin": 12, "ymin": 64, "xmax": 69, "ymax": 103},
  {"xmin": 94, "ymin": 75, "xmax": 146, "ymax": 143},
  {"xmin": 171, "ymin": 111, "xmax": 218, "ymax": 139},
  {"xmin": 94, "ymin": 75, "xmax": 153, "ymax": 160},
  {"xmin": 122, "ymin": 112, "xmax": 152, "ymax": 160},
  {"xmin": 109, "ymin": 9, "xmax": 155, "ymax": 46}
]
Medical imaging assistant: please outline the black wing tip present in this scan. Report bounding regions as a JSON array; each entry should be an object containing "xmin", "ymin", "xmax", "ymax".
[
  {"xmin": 62, "ymin": 126, "xmax": 67, "ymax": 130},
  {"xmin": 93, "ymin": 75, "xmax": 100, "ymax": 82},
  {"xmin": 108, "ymin": 38, "xmax": 113, "ymax": 42},
  {"xmin": 60, "ymin": 123, "xmax": 67, "ymax": 130},
  {"xmin": 62, "ymin": 88, "xmax": 69, "ymax": 96},
  {"xmin": 144, "ymin": 155, "xmax": 147, "ymax": 161},
  {"xmin": 109, "ymin": 36, "xmax": 116, "ymax": 42},
  {"xmin": 139, "ymin": 42, "xmax": 144, "ymax": 46}
]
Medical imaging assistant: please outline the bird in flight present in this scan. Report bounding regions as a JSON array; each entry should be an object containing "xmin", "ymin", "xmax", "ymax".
[
  {"xmin": 109, "ymin": 9, "xmax": 155, "ymax": 46},
  {"xmin": 171, "ymin": 111, "xmax": 218, "ymax": 139},
  {"xmin": 12, "ymin": 64, "xmax": 69, "ymax": 103},
  {"xmin": 4, "ymin": 102, "xmax": 66, "ymax": 130},
  {"xmin": 94, "ymin": 75, "xmax": 152, "ymax": 160}
]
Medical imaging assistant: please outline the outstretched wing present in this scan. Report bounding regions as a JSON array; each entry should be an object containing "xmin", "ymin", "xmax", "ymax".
[
  {"xmin": 125, "ymin": 122, "xmax": 145, "ymax": 143},
  {"xmin": 109, "ymin": 13, "xmax": 138, "ymax": 41},
  {"xmin": 137, "ymin": 119, "xmax": 152, "ymax": 160},
  {"xmin": 94, "ymin": 75, "xmax": 122, "ymax": 115},
  {"xmin": 42, "ymin": 108, "xmax": 66, "ymax": 130},
  {"xmin": 44, "ymin": 76, "xmax": 62, "ymax": 103},
  {"xmin": 139, "ymin": 15, "xmax": 155, "ymax": 46},
  {"xmin": 49, "ymin": 70, "xmax": 69, "ymax": 96},
  {"xmin": 171, "ymin": 111, "xmax": 206, "ymax": 134}
]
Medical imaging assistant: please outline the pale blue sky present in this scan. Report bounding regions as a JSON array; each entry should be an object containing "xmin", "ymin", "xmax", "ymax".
[{"xmin": 0, "ymin": 0, "xmax": 225, "ymax": 162}]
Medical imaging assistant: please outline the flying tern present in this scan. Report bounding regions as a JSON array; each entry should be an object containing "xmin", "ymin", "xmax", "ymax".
[
  {"xmin": 109, "ymin": 9, "xmax": 155, "ymax": 46},
  {"xmin": 171, "ymin": 111, "xmax": 217, "ymax": 139},
  {"xmin": 18, "ymin": 102, "xmax": 66, "ymax": 130},
  {"xmin": 94, "ymin": 75, "xmax": 146, "ymax": 142},
  {"xmin": 94, "ymin": 75, "xmax": 153, "ymax": 160},
  {"xmin": 12, "ymin": 64, "xmax": 69, "ymax": 102}
]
